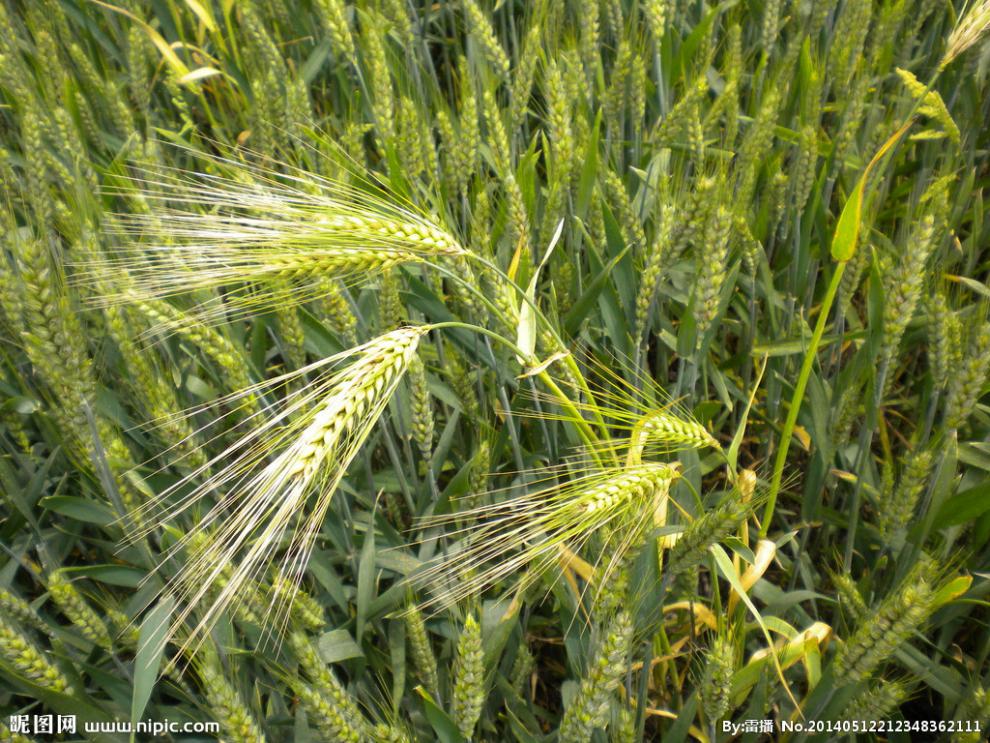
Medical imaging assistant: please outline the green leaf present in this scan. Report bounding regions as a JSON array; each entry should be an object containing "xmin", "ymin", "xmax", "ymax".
[
  {"xmin": 63, "ymin": 564, "xmax": 145, "ymax": 588},
  {"xmin": 830, "ymin": 118, "xmax": 913, "ymax": 261},
  {"xmin": 318, "ymin": 629, "xmax": 364, "ymax": 664},
  {"xmin": 301, "ymin": 39, "xmax": 333, "ymax": 83},
  {"xmin": 416, "ymin": 688, "xmax": 468, "ymax": 743},
  {"xmin": 40, "ymin": 496, "xmax": 116, "ymax": 526},
  {"xmin": 562, "ymin": 246, "xmax": 630, "ymax": 336},
  {"xmin": 356, "ymin": 512, "xmax": 377, "ymax": 644},
  {"xmin": 728, "ymin": 356, "xmax": 766, "ymax": 472},
  {"xmin": 132, "ymin": 596, "xmax": 175, "ymax": 726},
  {"xmin": 932, "ymin": 481, "xmax": 990, "ymax": 528}
]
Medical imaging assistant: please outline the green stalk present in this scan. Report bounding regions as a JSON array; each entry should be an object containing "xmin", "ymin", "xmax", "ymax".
[
  {"xmin": 760, "ymin": 111, "xmax": 919, "ymax": 538},
  {"xmin": 760, "ymin": 263, "xmax": 845, "ymax": 538}
]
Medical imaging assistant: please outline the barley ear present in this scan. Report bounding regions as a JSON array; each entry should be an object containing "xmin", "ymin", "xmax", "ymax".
[
  {"xmin": 558, "ymin": 610, "xmax": 633, "ymax": 742},
  {"xmin": 404, "ymin": 600, "xmax": 440, "ymax": 701},
  {"xmin": 197, "ymin": 651, "xmax": 267, "ymax": 743},
  {"xmin": 47, "ymin": 570, "xmax": 112, "ymax": 650},
  {"xmin": 451, "ymin": 613, "xmax": 485, "ymax": 739},
  {"xmin": 0, "ymin": 614, "xmax": 72, "ymax": 694},
  {"xmin": 700, "ymin": 634, "xmax": 734, "ymax": 723}
]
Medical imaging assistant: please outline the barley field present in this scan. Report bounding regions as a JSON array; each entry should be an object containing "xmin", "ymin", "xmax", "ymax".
[{"xmin": 1, "ymin": 1, "xmax": 989, "ymax": 741}]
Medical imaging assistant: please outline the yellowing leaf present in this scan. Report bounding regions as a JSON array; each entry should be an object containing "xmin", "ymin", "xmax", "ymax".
[
  {"xmin": 91, "ymin": 2, "xmax": 190, "ymax": 77},
  {"xmin": 931, "ymin": 575, "xmax": 973, "ymax": 608},
  {"xmin": 178, "ymin": 67, "xmax": 223, "ymax": 84},
  {"xmin": 181, "ymin": 0, "xmax": 218, "ymax": 32},
  {"xmin": 516, "ymin": 219, "xmax": 563, "ymax": 364}
]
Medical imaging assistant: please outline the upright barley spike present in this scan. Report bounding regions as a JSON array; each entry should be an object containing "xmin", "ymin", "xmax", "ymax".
[
  {"xmin": 879, "ymin": 448, "xmax": 933, "ymax": 541},
  {"xmin": 700, "ymin": 635, "xmax": 734, "ymax": 723},
  {"xmin": 404, "ymin": 602, "xmax": 440, "ymax": 701},
  {"xmin": 953, "ymin": 684, "xmax": 990, "ymax": 743},
  {"xmin": 407, "ymin": 354, "xmax": 434, "ymax": 468},
  {"xmin": 197, "ymin": 651, "xmax": 266, "ymax": 743},
  {"xmin": 666, "ymin": 497, "xmax": 750, "ymax": 576},
  {"xmin": 945, "ymin": 322, "xmax": 990, "ymax": 431},
  {"xmin": 926, "ymin": 290, "xmax": 960, "ymax": 390},
  {"xmin": 316, "ymin": 0, "xmax": 356, "ymax": 66},
  {"xmin": 290, "ymin": 631, "xmax": 368, "ymax": 741},
  {"xmin": 451, "ymin": 614, "xmax": 485, "ymax": 739},
  {"xmin": 558, "ymin": 610, "xmax": 632, "ymax": 742},
  {"xmin": 462, "ymin": 0, "xmax": 510, "ymax": 79},
  {"xmin": 834, "ymin": 564, "xmax": 937, "ymax": 683},
  {"xmin": 832, "ymin": 572, "xmax": 869, "ymax": 624},
  {"xmin": 693, "ymin": 205, "xmax": 733, "ymax": 344},
  {"xmin": 880, "ymin": 214, "xmax": 937, "ymax": 381}
]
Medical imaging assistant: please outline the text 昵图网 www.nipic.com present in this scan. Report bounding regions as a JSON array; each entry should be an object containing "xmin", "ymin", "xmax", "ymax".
[{"xmin": 8, "ymin": 714, "xmax": 220, "ymax": 736}]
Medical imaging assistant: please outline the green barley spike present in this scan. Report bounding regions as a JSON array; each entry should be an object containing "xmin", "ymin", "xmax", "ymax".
[
  {"xmin": 451, "ymin": 614, "xmax": 485, "ymax": 739},
  {"xmin": 643, "ymin": 0, "xmax": 669, "ymax": 41},
  {"xmin": 667, "ymin": 497, "xmax": 749, "ymax": 576},
  {"xmin": 693, "ymin": 205, "xmax": 733, "ymax": 344},
  {"xmin": 761, "ymin": 0, "xmax": 781, "ymax": 56},
  {"xmin": 834, "ymin": 569, "xmax": 936, "ymax": 683},
  {"xmin": 843, "ymin": 679, "xmax": 913, "ymax": 721},
  {"xmin": 832, "ymin": 572, "xmax": 868, "ymax": 624},
  {"xmin": 362, "ymin": 12, "xmax": 394, "ymax": 143},
  {"xmin": 198, "ymin": 653, "xmax": 267, "ymax": 743},
  {"xmin": 603, "ymin": 169, "xmax": 646, "ymax": 251},
  {"xmin": 952, "ymin": 684, "xmax": 990, "ymax": 743},
  {"xmin": 271, "ymin": 577, "xmax": 325, "ymax": 631},
  {"xmin": 290, "ymin": 632, "xmax": 369, "ymax": 739},
  {"xmin": 0, "ymin": 587, "xmax": 53, "ymax": 638},
  {"xmin": 828, "ymin": 0, "xmax": 872, "ymax": 88},
  {"xmin": 295, "ymin": 681, "xmax": 364, "ymax": 743},
  {"xmin": 316, "ymin": 0, "xmax": 356, "ymax": 66},
  {"xmin": 0, "ymin": 718, "xmax": 33, "ymax": 743},
  {"xmin": 511, "ymin": 642, "xmax": 534, "ymax": 697},
  {"xmin": 381, "ymin": 0, "xmax": 414, "ymax": 49},
  {"xmin": 578, "ymin": 0, "xmax": 600, "ymax": 84},
  {"xmin": 558, "ymin": 610, "xmax": 633, "ymax": 742},
  {"xmin": 946, "ymin": 321, "xmax": 990, "ymax": 431},
  {"xmin": 407, "ymin": 354, "xmax": 434, "ymax": 469},
  {"xmin": 926, "ymin": 290, "xmax": 961, "ymax": 390},
  {"xmin": 879, "ymin": 448, "xmax": 933, "ymax": 541},
  {"xmin": 700, "ymin": 635, "xmax": 734, "ymax": 723},
  {"xmin": 612, "ymin": 706, "xmax": 636, "ymax": 743},
  {"xmin": 47, "ymin": 571, "xmax": 112, "ymax": 650},
  {"xmin": 371, "ymin": 723, "xmax": 412, "ymax": 743},
  {"xmin": 510, "ymin": 24, "xmax": 540, "ymax": 127},
  {"xmin": 462, "ymin": 0, "xmax": 510, "ymax": 79},
  {"xmin": 318, "ymin": 280, "xmax": 357, "ymax": 345},
  {"xmin": 404, "ymin": 602, "xmax": 440, "ymax": 700},
  {"xmin": 635, "ymin": 205, "xmax": 673, "ymax": 339},
  {"xmin": 0, "ymin": 614, "xmax": 71, "ymax": 694},
  {"xmin": 880, "ymin": 214, "xmax": 937, "ymax": 378}
]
